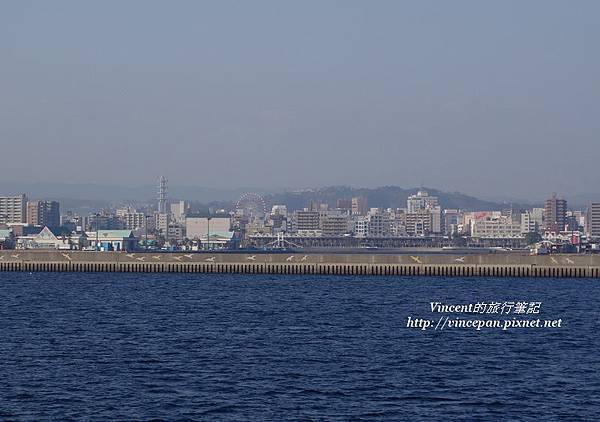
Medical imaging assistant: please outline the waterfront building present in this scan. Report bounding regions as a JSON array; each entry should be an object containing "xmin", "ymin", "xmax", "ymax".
[
  {"xmin": 295, "ymin": 210, "xmax": 320, "ymax": 231},
  {"xmin": 544, "ymin": 194, "xmax": 567, "ymax": 233},
  {"xmin": 588, "ymin": 203, "xmax": 600, "ymax": 238},
  {"xmin": 390, "ymin": 210, "xmax": 408, "ymax": 237},
  {"xmin": 405, "ymin": 211, "xmax": 434, "ymax": 237},
  {"xmin": 321, "ymin": 214, "xmax": 350, "ymax": 236},
  {"xmin": 0, "ymin": 228, "xmax": 12, "ymax": 249},
  {"xmin": 86, "ymin": 230, "xmax": 137, "ymax": 251},
  {"xmin": 186, "ymin": 217, "xmax": 231, "ymax": 240},
  {"xmin": 471, "ymin": 216, "xmax": 522, "ymax": 239},
  {"xmin": 367, "ymin": 209, "xmax": 391, "ymax": 237},
  {"xmin": 353, "ymin": 216, "xmax": 369, "ymax": 238},
  {"xmin": 26, "ymin": 200, "xmax": 60, "ymax": 227},
  {"xmin": 405, "ymin": 191, "xmax": 442, "ymax": 235},
  {"xmin": 17, "ymin": 226, "xmax": 87, "ymax": 250},
  {"xmin": 443, "ymin": 209, "xmax": 461, "ymax": 236},
  {"xmin": 0, "ymin": 194, "xmax": 27, "ymax": 224}
]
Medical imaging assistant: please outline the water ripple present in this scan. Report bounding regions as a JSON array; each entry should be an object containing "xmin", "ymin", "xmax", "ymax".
[{"xmin": 1, "ymin": 273, "xmax": 599, "ymax": 420}]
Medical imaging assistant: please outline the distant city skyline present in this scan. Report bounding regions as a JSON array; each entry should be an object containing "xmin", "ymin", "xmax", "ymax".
[
  {"xmin": 0, "ymin": 178, "xmax": 597, "ymax": 207},
  {"xmin": 1, "ymin": 1, "xmax": 599, "ymax": 198}
]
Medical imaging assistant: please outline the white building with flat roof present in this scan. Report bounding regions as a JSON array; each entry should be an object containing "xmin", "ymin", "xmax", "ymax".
[{"xmin": 471, "ymin": 216, "xmax": 523, "ymax": 239}]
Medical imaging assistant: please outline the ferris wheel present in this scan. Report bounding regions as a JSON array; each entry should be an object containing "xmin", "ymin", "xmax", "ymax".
[{"xmin": 235, "ymin": 192, "xmax": 267, "ymax": 218}]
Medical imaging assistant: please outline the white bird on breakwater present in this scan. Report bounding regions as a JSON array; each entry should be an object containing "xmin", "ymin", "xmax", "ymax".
[
  {"xmin": 410, "ymin": 256, "xmax": 422, "ymax": 264},
  {"xmin": 565, "ymin": 258, "xmax": 575, "ymax": 265},
  {"xmin": 152, "ymin": 256, "xmax": 161, "ymax": 260},
  {"xmin": 454, "ymin": 256, "xmax": 466, "ymax": 263},
  {"xmin": 61, "ymin": 253, "xmax": 72, "ymax": 261},
  {"xmin": 126, "ymin": 253, "xmax": 135, "ymax": 258},
  {"xmin": 184, "ymin": 254, "xmax": 194, "ymax": 259},
  {"xmin": 173, "ymin": 256, "xmax": 183, "ymax": 261},
  {"xmin": 246, "ymin": 255, "xmax": 256, "ymax": 261},
  {"xmin": 286, "ymin": 256, "xmax": 294, "ymax": 262},
  {"xmin": 136, "ymin": 257, "xmax": 146, "ymax": 262},
  {"xmin": 301, "ymin": 255, "xmax": 308, "ymax": 261},
  {"xmin": 205, "ymin": 257, "xmax": 216, "ymax": 262},
  {"xmin": 11, "ymin": 254, "xmax": 20, "ymax": 259}
]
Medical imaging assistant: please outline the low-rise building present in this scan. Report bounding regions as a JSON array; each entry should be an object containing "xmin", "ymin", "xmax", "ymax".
[
  {"xmin": 17, "ymin": 226, "xmax": 88, "ymax": 250},
  {"xmin": 471, "ymin": 216, "xmax": 523, "ymax": 239},
  {"xmin": 86, "ymin": 230, "xmax": 137, "ymax": 251},
  {"xmin": 0, "ymin": 228, "xmax": 13, "ymax": 249},
  {"xmin": 186, "ymin": 217, "xmax": 231, "ymax": 240}
]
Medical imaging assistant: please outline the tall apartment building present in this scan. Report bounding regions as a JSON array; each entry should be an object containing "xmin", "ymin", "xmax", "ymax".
[
  {"xmin": 405, "ymin": 191, "xmax": 442, "ymax": 235},
  {"xmin": 588, "ymin": 203, "xmax": 600, "ymax": 238},
  {"xmin": 520, "ymin": 211, "xmax": 536, "ymax": 234},
  {"xmin": 155, "ymin": 212, "xmax": 170, "ymax": 234},
  {"xmin": 26, "ymin": 200, "xmax": 60, "ymax": 227},
  {"xmin": 321, "ymin": 214, "xmax": 350, "ymax": 236},
  {"xmin": 121, "ymin": 212, "xmax": 146, "ymax": 230},
  {"xmin": 544, "ymin": 194, "xmax": 567, "ymax": 233},
  {"xmin": 407, "ymin": 190, "xmax": 439, "ymax": 213},
  {"xmin": 405, "ymin": 211, "xmax": 433, "ymax": 237},
  {"xmin": 367, "ymin": 210, "xmax": 391, "ymax": 237},
  {"xmin": 295, "ymin": 210, "xmax": 320, "ymax": 231},
  {"xmin": 0, "ymin": 194, "xmax": 27, "ymax": 224}
]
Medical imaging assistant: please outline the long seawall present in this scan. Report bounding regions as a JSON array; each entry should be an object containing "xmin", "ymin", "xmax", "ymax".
[{"xmin": 1, "ymin": 250, "xmax": 599, "ymax": 277}]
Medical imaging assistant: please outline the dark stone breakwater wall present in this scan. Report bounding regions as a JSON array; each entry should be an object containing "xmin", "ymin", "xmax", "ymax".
[{"xmin": 1, "ymin": 251, "xmax": 599, "ymax": 278}]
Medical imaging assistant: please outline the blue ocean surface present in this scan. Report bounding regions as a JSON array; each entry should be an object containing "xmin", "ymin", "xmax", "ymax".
[{"xmin": 0, "ymin": 272, "xmax": 599, "ymax": 421}]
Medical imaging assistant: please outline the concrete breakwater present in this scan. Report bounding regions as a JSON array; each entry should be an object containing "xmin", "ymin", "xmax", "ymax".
[{"xmin": 1, "ymin": 250, "xmax": 599, "ymax": 278}]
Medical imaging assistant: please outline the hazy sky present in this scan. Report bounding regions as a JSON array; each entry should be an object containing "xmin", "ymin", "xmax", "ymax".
[{"xmin": 1, "ymin": 1, "xmax": 598, "ymax": 199}]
